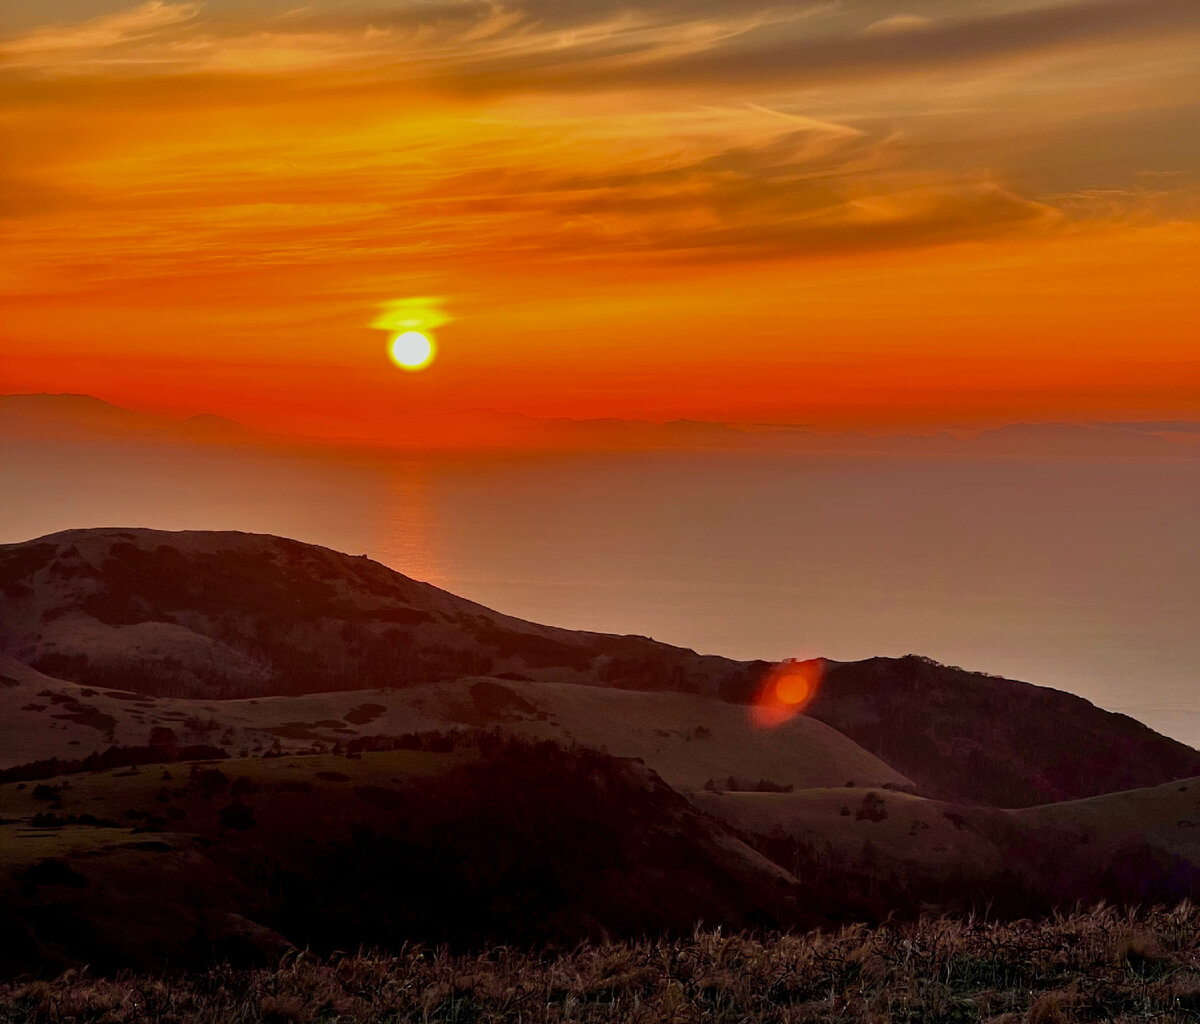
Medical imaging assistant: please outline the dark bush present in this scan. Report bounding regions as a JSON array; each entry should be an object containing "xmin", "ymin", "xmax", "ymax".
[
  {"xmin": 855, "ymin": 793, "xmax": 888, "ymax": 822},
  {"xmin": 23, "ymin": 858, "xmax": 87, "ymax": 889},
  {"xmin": 218, "ymin": 801, "xmax": 257, "ymax": 831}
]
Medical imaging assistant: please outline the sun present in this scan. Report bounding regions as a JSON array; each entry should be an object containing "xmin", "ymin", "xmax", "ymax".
[{"xmin": 389, "ymin": 330, "xmax": 435, "ymax": 371}]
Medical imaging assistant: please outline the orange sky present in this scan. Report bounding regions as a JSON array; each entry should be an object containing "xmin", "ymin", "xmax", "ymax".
[{"xmin": 2, "ymin": 0, "xmax": 1199, "ymax": 441}]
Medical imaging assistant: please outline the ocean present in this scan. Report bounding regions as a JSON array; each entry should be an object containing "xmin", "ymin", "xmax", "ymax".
[{"xmin": 5, "ymin": 439, "xmax": 1199, "ymax": 746}]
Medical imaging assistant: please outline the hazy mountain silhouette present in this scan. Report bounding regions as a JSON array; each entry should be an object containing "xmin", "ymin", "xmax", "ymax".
[
  {"xmin": 0, "ymin": 394, "xmax": 258, "ymax": 444},
  {"xmin": 962, "ymin": 421, "xmax": 1187, "ymax": 456},
  {"xmin": 0, "ymin": 394, "xmax": 160, "ymax": 439},
  {"xmin": 4, "ymin": 392, "xmax": 1198, "ymax": 456}
]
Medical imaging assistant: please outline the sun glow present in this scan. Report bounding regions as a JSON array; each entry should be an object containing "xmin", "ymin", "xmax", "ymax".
[{"xmin": 389, "ymin": 331, "xmax": 435, "ymax": 371}]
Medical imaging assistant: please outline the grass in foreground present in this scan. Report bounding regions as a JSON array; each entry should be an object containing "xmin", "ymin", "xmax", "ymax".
[{"xmin": 7, "ymin": 904, "xmax": 1200, "ymax": 1023}]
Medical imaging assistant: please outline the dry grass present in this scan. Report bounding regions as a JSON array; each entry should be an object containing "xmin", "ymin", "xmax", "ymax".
[{"xmin": 7, "ymin": 904, "xmax": 1200, "ymax": 1023}]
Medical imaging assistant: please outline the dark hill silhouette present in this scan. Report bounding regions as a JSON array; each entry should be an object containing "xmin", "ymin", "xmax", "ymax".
[
  {"xmin": 0, "ymin": 527, "xmax": 756, "ymax": 699},
  {"xmin": 2, "ymin": 528, "xmax": 1198, "ymax": 807},
  {"xmin": 0, "ymin": 736, "xmax": 815, "ymax": 975},
  {"xmin": 802, "ymin": 656, "xmax": 1200, "ymax": 807}
]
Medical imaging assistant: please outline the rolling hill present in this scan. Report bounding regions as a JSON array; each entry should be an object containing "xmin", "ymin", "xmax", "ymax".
[
  {"xmin": 799, "ymin": 656, "xmax": 1200, "ymax": 807},
  {"xmin": 695, "ymin": 774, "xmax": 1200, "ymax": 921},
  {"xmin": 0, "ymin": 659, "xmax": 912, "ymax": 792},
  {"xmin": 8, "ymin": 721, "xmax": 1200, "ymax": 978},
  {"xmin": 2, "ymin": 527, "xmax": 1198, "ymax": 807},
  {"xmin": 0, "ymin": 737, "xmax": 817, "ymax": 974},
  {"xmin": 0, "ymin": 527, "xmax": 757, "ymax": 701},
  {"xmin": 5, "ymin": 527, "xmax": 1200, "ymax": 978}
]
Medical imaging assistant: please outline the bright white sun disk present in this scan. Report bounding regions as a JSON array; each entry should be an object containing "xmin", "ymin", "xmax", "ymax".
[{"xmin": 389, "ymin": 330, "xmax": 435, "ymax": 370}]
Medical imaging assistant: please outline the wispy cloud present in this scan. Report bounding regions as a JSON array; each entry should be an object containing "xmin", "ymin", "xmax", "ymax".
[
  {"xmin": 2, "ymin": 1, "xmax": 201, "ymax": 62},
  {"xmin": 861, "ymin": 14, "xmax": 935, "ymax": 37},
  {"xmin": 487, "ymin": 0, "xmax": 1200, "ymax": 92},
  {"xmin": 0, "ymin": 0, "xmax": 791, "ymax": 76},
  {"xmin": 1, "ymin": 0, "xmax": 1197, "ymax": 322},
  {"xmin": 22, "ymin": 0, "xmax": 1197, "ymax": 89}
]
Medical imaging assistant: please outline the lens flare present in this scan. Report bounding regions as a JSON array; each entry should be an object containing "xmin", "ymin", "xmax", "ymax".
[
  {"xmin": 389, "ymin": 330, "xmax": 435, "ymax": 371},
  {"xmin": 751, "ymin": 658, "xmax": 826, "ymax": 728},
  {"xmin": 372, "ymin": 297, "xmax": 450, "ymax": 334}
]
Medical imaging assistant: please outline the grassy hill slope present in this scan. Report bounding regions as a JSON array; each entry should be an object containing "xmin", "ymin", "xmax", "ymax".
[
  {"xmin": 3, "ymin": 528, "xmax": 1198, "ymax": 808},
  {"xmin": 801, "ymin": 655, "xmax": 1200, "ymax": 807},
  {"xmin": 0, "ymin": 663, "xmax": 913, "ymax": 792},
  {"xmin": 696, "ymin": 774, "xmax": 1200, "ymax": 919},
  {"xmin": 0, "ymin": 528, "xmax": 756, "ymax": 699},
  {"xmin": 0, "ymin": 736, "xmax": 816, "ymax": 977}
]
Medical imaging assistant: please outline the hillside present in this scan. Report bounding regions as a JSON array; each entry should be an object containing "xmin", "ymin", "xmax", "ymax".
[
  {"xmin": 6, "ymin": 527, "xmax": 1200, "ymax": 979},
  {"xmin": 696, "ymin": 775, "xmax": 1200, "ymax": 920},
  {"xmin": 0, "ymin": 660, "xmax": 912, "ymax": 791},
  {"xmin": 0, "ymin": 528, "xmax": 756, "ymax": 700},
  {"xmin": 0, "ymin": 736, "xmax": 816, "ymax": 976},
  {"xmin": 9, "ymin": 731, "xmax": 1200, "ymax": 977},
  {"xmin": 3, "ymin": 527, "xmax": 1198, "ymax": 807},
  {"xmin": 799, "ymin": 656, "xmax": 1200, "ymax": 807},
  {"xmin": 1010, "ymin": 777, "xmax": 1200, "ymax": 906}
]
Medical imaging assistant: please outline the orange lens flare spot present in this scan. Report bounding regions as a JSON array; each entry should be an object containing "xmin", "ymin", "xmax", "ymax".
[
  {"xmin": 389, "ymin": 331, "xmax": 435, "ymax": 371},
  {"xmin": 774, "ymin": 671, "xmax": 812, "ymax": 705},
  {"xmin": 751, "ymin": 659, "xmax": 826, "ymax": 728}
]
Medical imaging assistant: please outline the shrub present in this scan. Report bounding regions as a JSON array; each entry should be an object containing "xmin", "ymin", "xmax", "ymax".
[
  {"xmin": 855, "ymin": 793, "xmax": 888, "ymax": 822},
  {"xmin": 218, "ymin": 800, "xmax": 257, "ymax": 830}
]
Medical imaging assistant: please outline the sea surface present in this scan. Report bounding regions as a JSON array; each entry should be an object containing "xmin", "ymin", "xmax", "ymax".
[{"xmin": 4, "ymin": 439, "xmax": 1199, "ymax": 747}]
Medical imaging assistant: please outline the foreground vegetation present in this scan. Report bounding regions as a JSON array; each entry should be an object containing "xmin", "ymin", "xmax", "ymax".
[{"xmin": 7, "ymin": 905, "xmax": 1200, "ymax": 1023}]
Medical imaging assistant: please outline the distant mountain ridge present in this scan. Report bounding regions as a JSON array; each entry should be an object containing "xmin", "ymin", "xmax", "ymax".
[
  {"xmin": 3, "ymin": 392, "xmax": 1197, "ymax": 455},
  {"xmin": 0, "ymin": 393, "xmax": 257, "ymax": 443},
  {"xmin": 2, "ymin": 527, "xmax": 1198, "ymax": 808}
]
